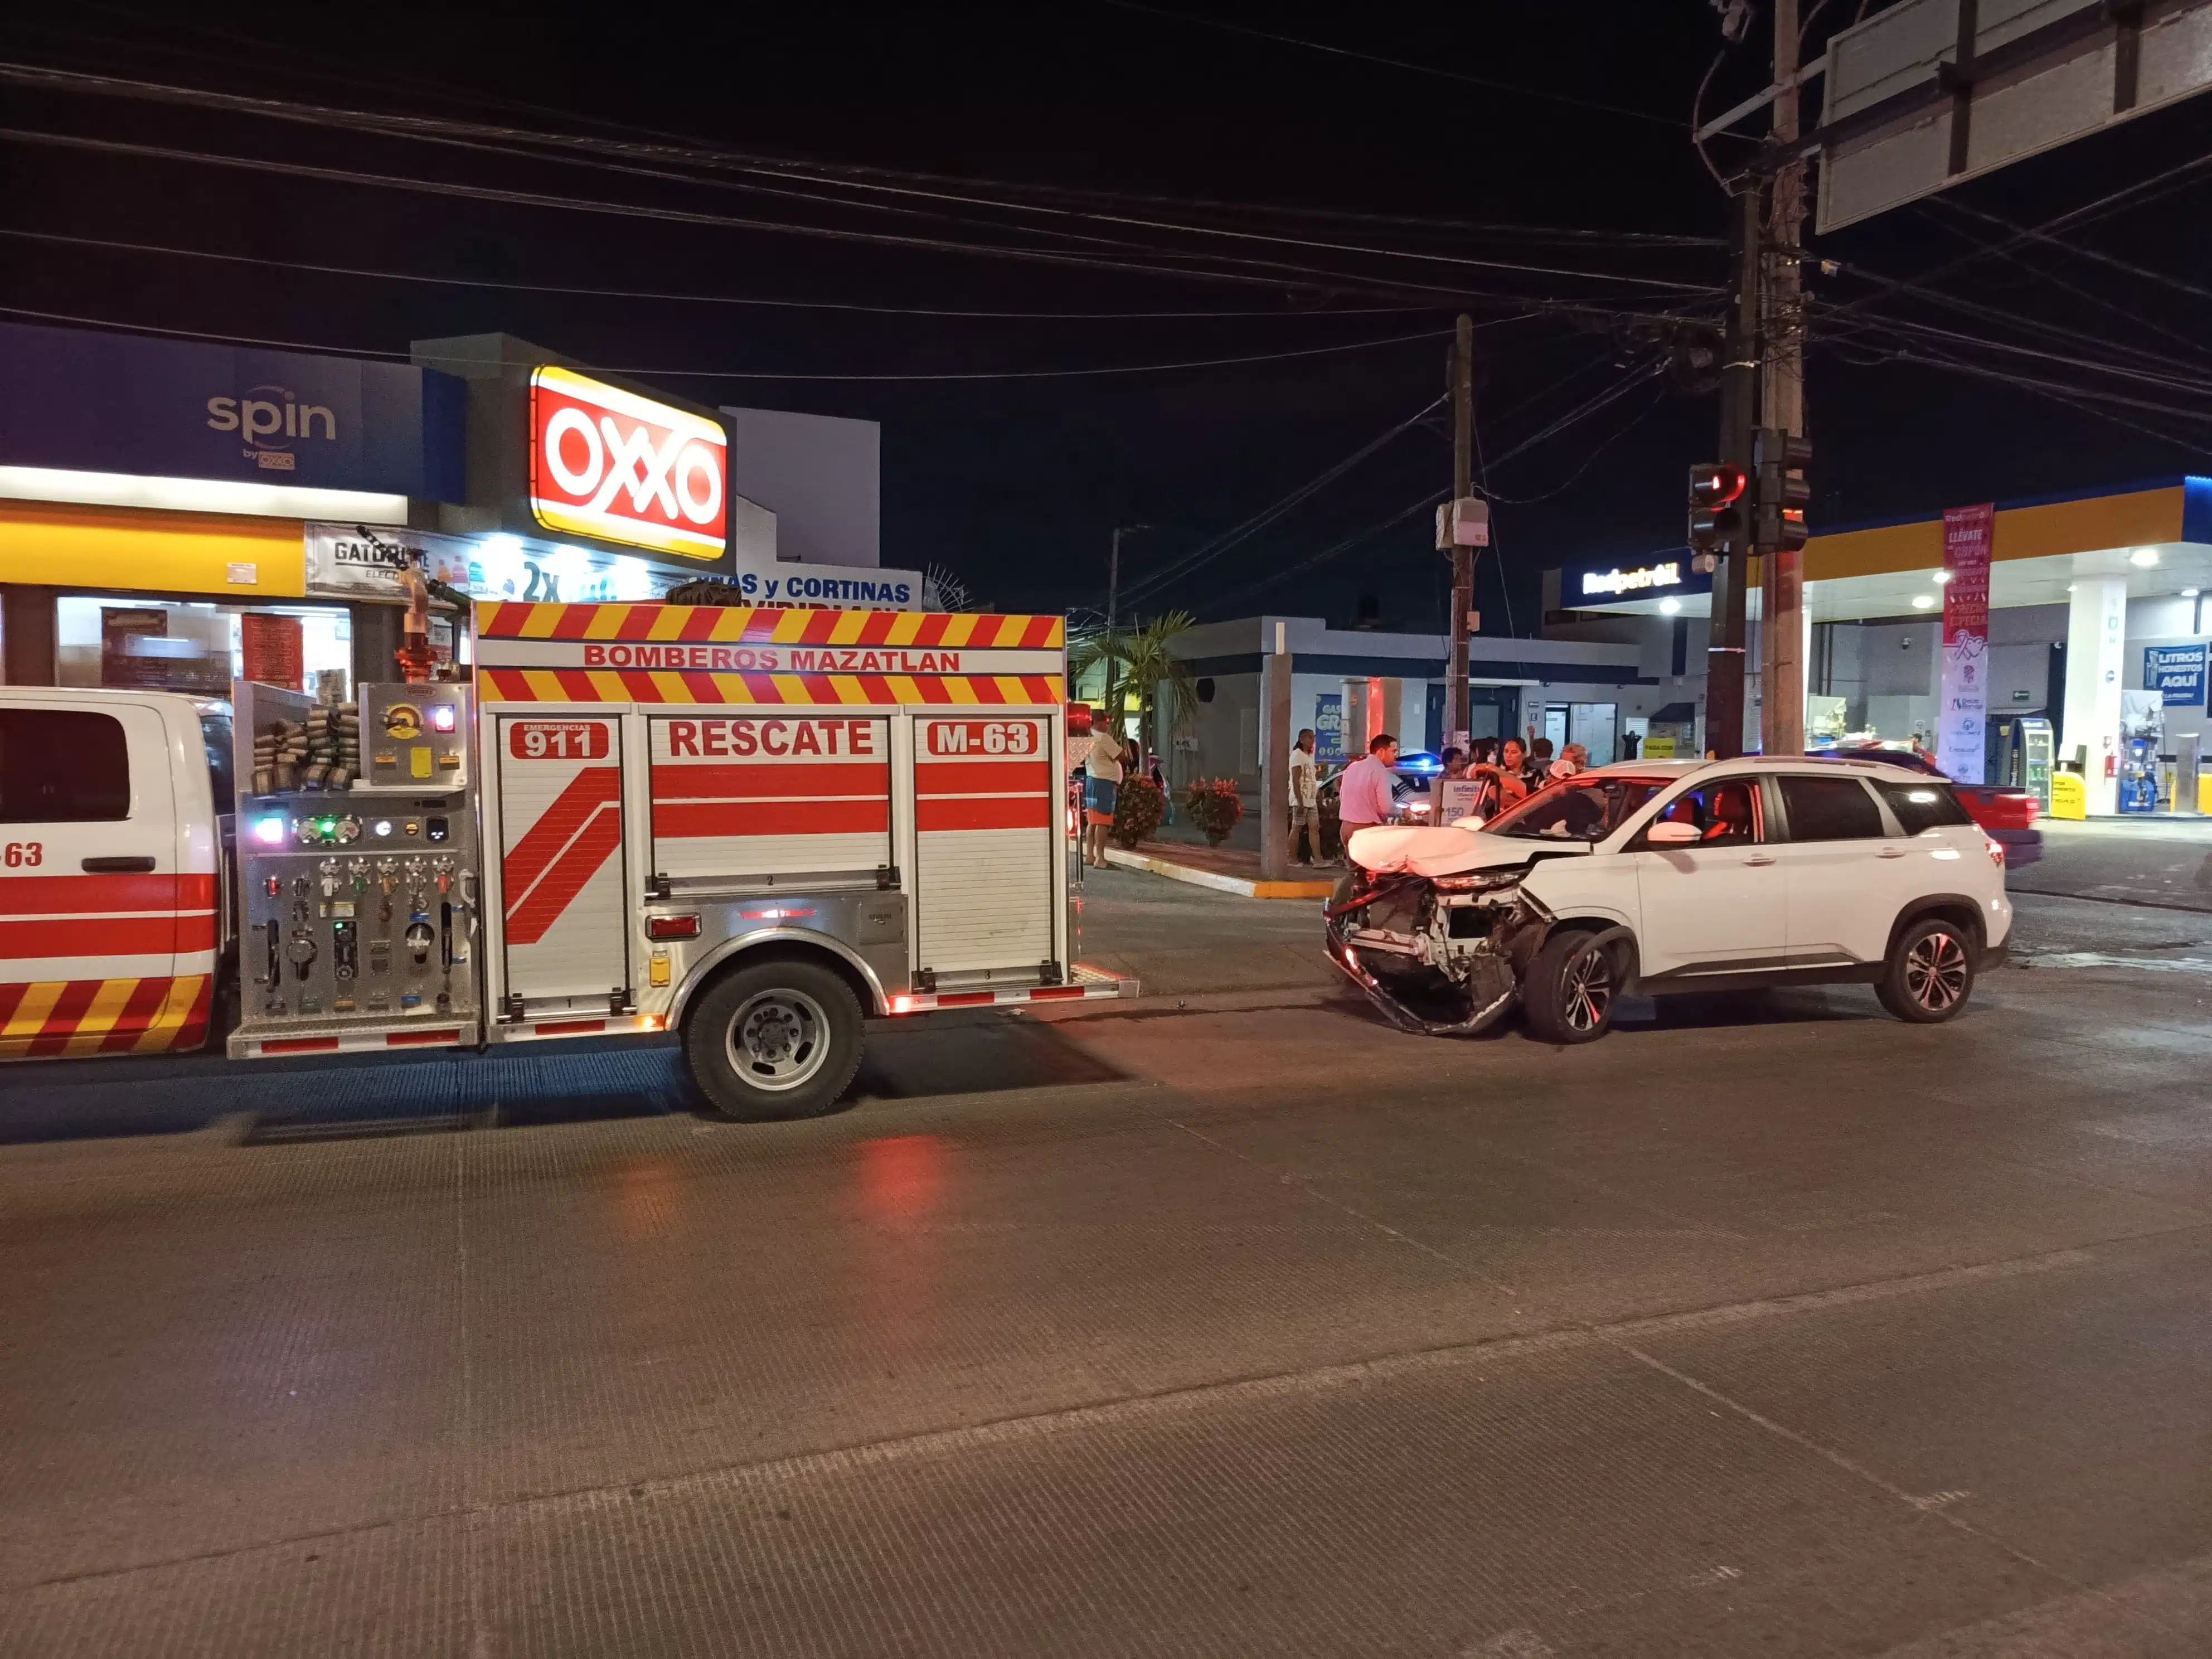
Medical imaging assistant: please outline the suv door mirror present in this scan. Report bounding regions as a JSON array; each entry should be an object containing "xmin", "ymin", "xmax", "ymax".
[{"xmin": 1645, "ymin": 819, "xmax": 1701, "ymax": 845}]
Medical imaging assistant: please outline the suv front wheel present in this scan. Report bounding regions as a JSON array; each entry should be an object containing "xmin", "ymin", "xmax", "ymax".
[
  {"xmin": 1522, "ymin": 929, "xmax": 1621, "ymax": 1045},
  {"xmin": 1876, "ymin": 916, "xmax": 1976, "ymax": 1024}
]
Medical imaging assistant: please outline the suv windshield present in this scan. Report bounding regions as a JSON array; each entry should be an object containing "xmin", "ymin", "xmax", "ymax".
[{"xmin": 1485, "ymin": 776, "xmax": 1670, "ymax": 841}]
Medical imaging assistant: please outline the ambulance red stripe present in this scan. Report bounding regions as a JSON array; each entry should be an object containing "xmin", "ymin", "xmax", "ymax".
[
  {"xmin": 0, "ymin": 916, "xmax": 183, "ymax": 960},
  {"xmin": 0, "ymin": 873, "xmax": 217, "ymax": 915},
  {"xmin": 916, "ymin": 797, "xmax": 1052, "ymax": 832}
]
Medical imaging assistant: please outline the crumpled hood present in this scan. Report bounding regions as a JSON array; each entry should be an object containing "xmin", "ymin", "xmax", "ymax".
[{"xmin": 1346, "ymin": 823, "xmax": 1575, "ymax": 879}]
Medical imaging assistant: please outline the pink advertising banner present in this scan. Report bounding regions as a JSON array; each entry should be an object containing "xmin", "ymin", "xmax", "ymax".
[{"xmin": 1939, "ymin": 503, "xmax": 1993, "ymax": 784}]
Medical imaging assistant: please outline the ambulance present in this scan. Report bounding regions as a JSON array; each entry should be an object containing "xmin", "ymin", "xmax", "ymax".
[{"xmin": 0, "ymin": 601, "xmax": 1130, "ymax": 1118}]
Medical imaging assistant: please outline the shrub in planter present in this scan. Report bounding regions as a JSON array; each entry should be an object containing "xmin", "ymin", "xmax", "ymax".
[
  {"xmin": 1110, "ymin": 775, "xmax": 1167, "ymax": 849},
  {"xmin": 1183, "ymin": 777, "xmax": 1245, "ymax": 846}
]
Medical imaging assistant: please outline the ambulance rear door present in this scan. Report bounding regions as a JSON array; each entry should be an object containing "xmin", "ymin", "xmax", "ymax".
[{"xmin": 0, "ymin": 691, "xmax": 212, "ymax": 1055}]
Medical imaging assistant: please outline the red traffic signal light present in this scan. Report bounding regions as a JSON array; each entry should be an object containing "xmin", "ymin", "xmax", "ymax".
[
  {"xmin": 1689, "ymin": 464, "xmax": 1747, "ymax": 508},
  {"xmin": 1687, "ymin": 463, "xmax": 1748, "ymax": 554}
]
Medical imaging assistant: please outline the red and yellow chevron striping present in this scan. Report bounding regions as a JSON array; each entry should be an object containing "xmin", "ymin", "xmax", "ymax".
[
  {"xmin": 477, "ymin": 668, "xmax": 1065, "ymax": 707},
  {"xmin": 477, "ymin": 603, "xmax": 1063, "ymax": 650},
  {"xmin": 0, "ymin": 975, "xmax": 210, "ymax": 1060}
]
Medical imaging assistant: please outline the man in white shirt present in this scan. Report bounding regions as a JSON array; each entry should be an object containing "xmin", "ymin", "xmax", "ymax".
[{"xmin": 1288, "ymin": 727, "xmax": 1320, "ymax": 865}]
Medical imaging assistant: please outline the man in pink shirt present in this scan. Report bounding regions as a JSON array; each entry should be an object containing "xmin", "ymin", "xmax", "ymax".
[{"xmin": 1336, "ymin": 733, "xmax": 1399, "ymax": 842}]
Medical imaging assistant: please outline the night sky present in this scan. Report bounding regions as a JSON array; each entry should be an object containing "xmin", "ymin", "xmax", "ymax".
[{"xmin": 6, "ymin": 2, "xmax": 2211, "ymax": 630}]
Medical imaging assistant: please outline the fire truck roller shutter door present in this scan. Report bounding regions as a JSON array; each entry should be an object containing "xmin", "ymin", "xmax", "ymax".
[
  {"xmin": 913, "ymin": 716, "xmax": 1055, "ymax": 974},
  {"xmin": 649, "ymin": 715, "xmax": 891, "ymax": 880},
  {"xmin": 498, "ymin": 716, "xmax": 628, "ymax": 1001}
]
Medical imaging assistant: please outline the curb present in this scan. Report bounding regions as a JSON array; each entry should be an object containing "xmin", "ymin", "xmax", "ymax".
[{"xmin": 1100, "ymin": 847, "xmax": 1335, "ymax": 900}]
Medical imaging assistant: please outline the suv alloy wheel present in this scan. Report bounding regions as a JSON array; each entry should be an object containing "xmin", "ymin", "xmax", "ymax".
[{"xmin": 1876, "ymin": 916, "xmax": 1976, "ymax": 1023}]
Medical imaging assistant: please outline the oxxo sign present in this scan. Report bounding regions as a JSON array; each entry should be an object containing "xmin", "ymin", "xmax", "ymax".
[{"xmin": 528, "ymin": 366, "xmax": 727, "ymax": 562}]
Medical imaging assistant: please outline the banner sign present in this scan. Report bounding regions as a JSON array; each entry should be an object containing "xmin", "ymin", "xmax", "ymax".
[
  {"xmin": 307, "ymin": 523, "xmax": 925, "ymax": 612},
  {"xmin": 2146, "ymin": 643, "xmax": 2208, "ymax": 707},
  {"xmin": 0, "ymin": 320, "xmax": 464, "ymax": 501},
  {"xmin": 1313, "ymin": 693, "xmax": 1345, "ymax": 764},
  {"xmin": 1939, "ymin": 503, "xmax": 1993, "ymax": 784}
]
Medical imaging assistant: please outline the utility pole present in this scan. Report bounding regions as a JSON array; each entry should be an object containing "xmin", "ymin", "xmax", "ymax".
[
  {"xmin": 1708, "ymin": 181, "xmax": 1762, "ymax": 759},
  {"xmin": 1448, "ymin": 313, "xmax": 1476, "ymax": 750},
  {"xmin": 1760, "ymin": 0, "xmax": 1808, "ymax": 756}
]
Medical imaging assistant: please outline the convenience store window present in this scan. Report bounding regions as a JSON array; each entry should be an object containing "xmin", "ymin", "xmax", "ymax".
[{"xmin": 56, "ymin": 598, "xmax": 353, "ymax": 701}]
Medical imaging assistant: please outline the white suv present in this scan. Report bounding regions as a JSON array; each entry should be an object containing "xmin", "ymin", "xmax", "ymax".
[{"xmin": 1326, "ymin": 756, "xmax": 2012, "ymax": 1044}]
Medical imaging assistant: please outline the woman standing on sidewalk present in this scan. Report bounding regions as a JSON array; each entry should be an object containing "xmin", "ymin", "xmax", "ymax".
[{"xmin": 1085, "ymin": 724, "xmax": 1126, "ymax": 868}]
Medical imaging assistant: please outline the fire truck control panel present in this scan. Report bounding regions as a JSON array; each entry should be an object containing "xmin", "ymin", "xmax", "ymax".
[{"xmin": 231, "ymin": 683, "xmax": 483, "ymax": 1052}]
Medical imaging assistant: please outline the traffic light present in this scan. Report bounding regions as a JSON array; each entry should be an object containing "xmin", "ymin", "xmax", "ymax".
[
  {"xmin": 1753, "ymin": 429, "xmax": 1812, "ymax": 552},
  {"xmin": 1687, "ymin": 462, "xmax": 1748, "ymax": 567}
]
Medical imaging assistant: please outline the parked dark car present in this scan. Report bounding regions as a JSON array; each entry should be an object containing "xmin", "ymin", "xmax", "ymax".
[{"xmin": 1817, "ymin": 744, "xmax": 2042, "ymax": 866}]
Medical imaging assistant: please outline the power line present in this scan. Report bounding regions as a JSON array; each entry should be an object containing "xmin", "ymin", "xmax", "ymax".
[
  {"xmin": 1102, "ymin": 1, "xmax": 1687, "ymax": 130},
  {"xmin": 1922, "ymin": 193, "xmax": 2212, "ymax": 307},
  {"xmin": 0, "ymin": 64, "xmax": 1726, "ymax": 294},
  {"xmin": 0, "ymin": 51, "xmax": 1725, "ymax": 246},
  {"xmin": 1907, "ymin": 203, "xmax": 2212, "ymax": 367},
  {"xmin": 1116, "ymin": 396, "xmax": 1448, "ymax": 607},
  {"xmin": 0, "ymin": 226, "xmax": 1442, "ymax": 321},
  {"xmin": 0, "ymin": 301, "xmax": 1458, "ymax": 381},
  {"xmin": 0, "ymin": 125, "xmax": 1592, "ymax": 309}
]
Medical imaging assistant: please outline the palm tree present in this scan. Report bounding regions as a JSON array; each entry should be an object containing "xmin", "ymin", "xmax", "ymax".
[
  {"xmin": 1065, "ymin": 613, "xmax": 1196, "ymax": 769},
  {"xmin": 1117, "ymin": 611, "xmax": 1199, "ymax": 770}
]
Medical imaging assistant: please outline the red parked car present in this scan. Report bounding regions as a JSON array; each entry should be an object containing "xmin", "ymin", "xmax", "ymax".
[{"xmin": 1819, "ymin": 744, "xmax": 2041, "ymax": 866}]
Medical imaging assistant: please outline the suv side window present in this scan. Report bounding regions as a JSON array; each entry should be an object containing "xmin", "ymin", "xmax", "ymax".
[
  {"xmin": 1649, "ymin": 779, "xmax": 1763, "ymax": 845},
  {"xmin": 1876, "ymin": 780, "xmax": 1974, "ymax": 833},
  {"xmin": 0, "ymin": 709, "xmax": 134, "ymax": 823},
  {"xmin": 1778, "ymin": 774, "xmax": 1884, "ymax": 841}
]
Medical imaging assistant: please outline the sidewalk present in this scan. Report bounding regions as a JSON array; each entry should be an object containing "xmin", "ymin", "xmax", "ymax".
[{"xmin": 1097, "ymin": 839, "xmax": 1336, "ymax": 900}]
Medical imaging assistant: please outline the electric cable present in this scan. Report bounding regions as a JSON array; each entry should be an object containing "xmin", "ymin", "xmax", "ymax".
[
  {"xmin": 1113, "ymin": 395, "xmax": 1449, "ymax": 605},
  {"xmin": 0, "ymin": 124, "xmax": 1626, "ymax": 311},
  {"xmin": 0, "ymin": 301, "xmax": 1459, "ymax": 381},
  {"xmin": 0, "ymin": 51, "xmax": 1725, "ymax": 245},
  {"xmin": 1101, "ymin": 1, "xmax": 1689, "ymax": 130},
  {"xmin": 0, "ymin": 226, "xmax": 1444, "ymax": 321},
  {"xmin": 0, "ymin": 64, "xmax": 1727, "ymax": 293}
]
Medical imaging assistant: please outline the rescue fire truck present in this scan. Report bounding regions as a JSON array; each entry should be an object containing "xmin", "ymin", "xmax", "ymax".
[{"xmin": 0, "ymin": 601, "xmax": 1130, "ymax": 1117}]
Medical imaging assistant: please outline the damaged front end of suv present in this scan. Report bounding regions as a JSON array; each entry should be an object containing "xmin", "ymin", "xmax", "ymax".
[{"xmin": 1324, "ymin": 864, "xmax": 1553, "ymax": 1037}]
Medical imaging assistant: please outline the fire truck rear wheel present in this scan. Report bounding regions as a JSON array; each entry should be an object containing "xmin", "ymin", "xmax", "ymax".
[{"xmin": 684, "ymin": 958, "xmax": 864, "ymax": 1120}]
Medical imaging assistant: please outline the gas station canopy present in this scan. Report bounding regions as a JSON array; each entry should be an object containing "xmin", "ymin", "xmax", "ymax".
[{"xmin": 1559, "ymin": 477, "xmax": 2212, "ymax": 623}]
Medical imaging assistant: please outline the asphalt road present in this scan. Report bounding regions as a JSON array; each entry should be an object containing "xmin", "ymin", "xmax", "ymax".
[
  {"xmin": 3, "ymin": 872, "xmax": 2210, "ymax": 1656},
  {"xmin": 2012, "ymin": 817, "xmax": 2212, "ymax": 913}
]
